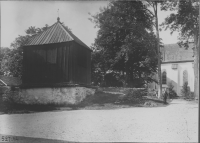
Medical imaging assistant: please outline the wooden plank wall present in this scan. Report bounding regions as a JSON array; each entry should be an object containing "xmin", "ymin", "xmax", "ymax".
[
  {"xmin": 22, "ymin": 41, "xmax": 91, "ymax": 86},
  {"xmin": 71, "ymin": 42, "xmax": 91, "ymax": 85}
]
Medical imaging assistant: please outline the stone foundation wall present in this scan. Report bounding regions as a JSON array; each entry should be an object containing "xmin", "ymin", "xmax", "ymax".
[{"xmin": 17, "ymin": 87, "xmax": 95, "ymax": 105}]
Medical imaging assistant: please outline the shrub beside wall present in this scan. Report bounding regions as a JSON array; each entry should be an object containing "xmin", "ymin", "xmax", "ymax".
[
  {"xmin": 167, "ymin": 82, "xmax": 178, "ymax": 99},
  {"xmin": 181, "ymin": 82, "xmax": 193, "ymax": 99},
  {"xmin": 0, "ymin": 86, "xmax": 21, "ymax": 111},
  {"xmin": 1, "ymin": 86, "xmax": 20, "ymax": 102}
]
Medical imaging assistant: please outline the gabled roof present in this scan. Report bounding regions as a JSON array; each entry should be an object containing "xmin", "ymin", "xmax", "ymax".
[
  {"xmin": 161, "ymin": 43, "xmax": 194, "ymax": 62},
  {"xmin": 0, "ymin": 75, "xmax": 22, "ymax": 86},
  {"xmin": 24, "ymin": 18, "xmax": 91, "ymax": 51}
]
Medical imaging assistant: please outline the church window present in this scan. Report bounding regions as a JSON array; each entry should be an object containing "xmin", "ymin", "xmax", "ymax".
[
  {"xmin": 183, "ymin": 70, "xmax": 188, "ymax": 84},
  {"xmin": 162, "ymin": 71, "xmax": 167, "ymax": 84}
]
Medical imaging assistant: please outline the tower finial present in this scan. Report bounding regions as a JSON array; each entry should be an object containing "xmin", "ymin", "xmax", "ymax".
[{"xmin": 57, "ymin": 9, "xmax": 60, "ymax": 22}]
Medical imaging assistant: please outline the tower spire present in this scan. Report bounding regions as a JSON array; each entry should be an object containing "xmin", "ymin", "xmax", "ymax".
[{"xmin": 57, "ymin": 9, "xmax": 60, "ymax": 22}]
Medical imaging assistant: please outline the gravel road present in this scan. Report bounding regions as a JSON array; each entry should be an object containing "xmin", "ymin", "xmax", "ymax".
[{"xmin": 0, "ymin": 99, "xmax": 198, "ymax": 142}]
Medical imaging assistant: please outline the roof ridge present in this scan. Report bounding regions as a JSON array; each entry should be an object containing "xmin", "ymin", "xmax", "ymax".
[
  {"xmin": 25, "ymin": 22, "xmax": 57, "ymax": 45},
  {"xmin": 57, "ymin": 22, "xmax": 74, "ymax": 41}
]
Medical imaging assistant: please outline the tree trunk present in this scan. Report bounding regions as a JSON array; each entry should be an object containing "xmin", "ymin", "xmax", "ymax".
[
  {"xmin": 129, "ymin": 68, "xmax": 134, "ymax": 87},
  {"xmin": 194, "ymin": 32, "xmax": 199, "ymax": 100},
  {"xmin": 194, "ymin": 50, "xmax": 199, "ymax": 99},
  {"xmin": 125, "ymin": 62, "xmax": 129, "ymax": 87},
  {"xmin": 192, "ymin": 6, "xmax": 200, "ymax": 100},
  {"xmin": 195, "ymin": 4, "xmax": 200, "ymax": 100}
]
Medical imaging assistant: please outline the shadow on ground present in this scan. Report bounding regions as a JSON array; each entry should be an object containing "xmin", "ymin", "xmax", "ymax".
[{"xmin": 0, "ymin": 90, "xmax": 173, "ymax": 114}]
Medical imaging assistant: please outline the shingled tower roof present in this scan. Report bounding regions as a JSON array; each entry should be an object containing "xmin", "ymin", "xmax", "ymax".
[{"xmin": 25, "ymin": 17, "xmax": 91, "ymax": 50}]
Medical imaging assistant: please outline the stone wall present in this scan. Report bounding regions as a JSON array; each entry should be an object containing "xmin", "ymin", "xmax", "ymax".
[{"xmin": 16, "ymin": 87, "xmax": 95, "ymax": 105}]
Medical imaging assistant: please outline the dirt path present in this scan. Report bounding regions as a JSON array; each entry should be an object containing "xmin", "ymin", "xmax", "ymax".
[{"xmin": 0, "ymin": 99, "xmax": 198, "ymax": 142}]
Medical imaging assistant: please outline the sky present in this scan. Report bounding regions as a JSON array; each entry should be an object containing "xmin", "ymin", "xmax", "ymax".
[{"xmin": 1, "ymin": 1, "xmax": 179, "ymax": 48}]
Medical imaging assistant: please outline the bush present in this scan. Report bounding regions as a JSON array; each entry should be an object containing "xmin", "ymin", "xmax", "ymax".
[
  {"xmin": 167, "ymin": 82, "xmax": 178, "ymax": 99},
  {"xmin": 181, "ymin": 82, "xmax": 191, "ymax": 98},
  {"xmin": 190, "ymin": 92, "xmax": 195, "ymax": 99},
  {"xmin": 0, "ymin": 86, "xmax": 24, "ymax": 112}
]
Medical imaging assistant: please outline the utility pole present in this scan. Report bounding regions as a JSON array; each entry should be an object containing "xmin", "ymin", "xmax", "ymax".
[
  {"xmin": 0, "ymin": 1, "xmax": 1, "ymax": 72},
  {"xmin": 153, "ymin": 2, "xmax": 162, "ymax": 98},
  {"xmin": 198, "ymin": 0, "xmax": 200, "ymax": 100},
  {"xmin": 198, "ymin": 1, "xmax": 200, "ymax": 141},
  {"xmin": 0, "ymin": 1, "xmax": 1, "ymax": 55}
]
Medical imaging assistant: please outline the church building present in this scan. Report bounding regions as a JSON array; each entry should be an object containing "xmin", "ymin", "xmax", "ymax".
[{"xmin": 149, "ymin": 43, "xmax": 194, "ymax": 96}]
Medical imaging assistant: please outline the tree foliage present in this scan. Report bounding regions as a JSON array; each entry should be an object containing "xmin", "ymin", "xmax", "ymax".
[
  {"xmin": 0, "ymin": 25, "xmax": 51, "ymax": 78},
  {"xmin": 161, "ymin": 0, "xmax": 199, "ymax": 46},
  {"xmin": 0, "ymin": 47, "xmax": 11, "ymax": 75},
  {"xmin": 91, "ymin": 1, "xmax": 158, "ymax": 87}
]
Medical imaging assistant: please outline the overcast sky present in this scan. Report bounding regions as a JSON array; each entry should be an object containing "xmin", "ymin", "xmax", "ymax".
[{"xmin": 1, "ymin": 1, "xmax": 179, "ymax": 48}]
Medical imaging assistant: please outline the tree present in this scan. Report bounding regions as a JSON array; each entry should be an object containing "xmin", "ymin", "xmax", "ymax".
[
  {"xmin": 91, "ymin": 46, "xmax": 108, "ymax": 86},
  {"xmin": 0, "ymin": 24, "xmax": 51, "ymax": 78},
  {"xmin": 143, "ymin": 1, "xmax": 165, "ymax": 98},
  {"xmin": 161, "ymin": 0, "xmax": 199, "ymax": 99},
  {"xmin": 0, "ymin": 47, "xmax": 11, "ymax": 75},
  {"xmin": 90, "ymin": 1, "xmax": 158, "ymax": 87}
]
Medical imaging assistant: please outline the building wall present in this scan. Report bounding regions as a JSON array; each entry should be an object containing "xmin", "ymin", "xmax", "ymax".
[
  {"xmin": 23, "ymin": 42, "xmax": 71, "ymax": 84},
  {"xmin": 161, "ymin": 63, "xmax": 178, "ymax": 93},
  {"xmin": 23, "ymin": 41, "xmax": 91, "ymax": 86},
  {"xmin": 70, "ymin": 42, "xmax": 91, "ymax": 85},
  {"xmin": 161, "ymin": 62, "xmax": 194, "ymax": 95},
  {"xmin": 178, "ymin": 62, "xmax": 194, "ymax": 92},
  {"xmin": 148, "ymin": 61, "xmax": 194, "ymax": 96}
]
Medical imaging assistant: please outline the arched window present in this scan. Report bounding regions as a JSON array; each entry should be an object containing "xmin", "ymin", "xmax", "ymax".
[
  {"xmin": 162, "ymin": 71, "xmax": 167, "ymax": 84},
  {"xmin": 183, "ymin": 70, "xmax": 188, "ymax": 84}
]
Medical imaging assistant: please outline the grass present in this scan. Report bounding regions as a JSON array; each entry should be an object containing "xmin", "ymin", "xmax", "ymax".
[
  {"xmin": 75, "ymin": 90, "xmax": 169, "ymax": 110},
  {"xmin": 0, "ymin": 89, "xmax": 170, "ymax": 114}
]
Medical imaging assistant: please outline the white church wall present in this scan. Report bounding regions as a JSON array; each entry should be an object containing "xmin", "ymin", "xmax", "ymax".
[
  {"xmin": 178, "ymin": 62, "xmax": 194, "ymax": 92},
  {"xmin": 161, "ymin": 62, "xmax": 194, "ymax": 95},
  {"xmin": 147, "ymin": 62, "xmax": 194, "ymax": 96},
  {"xmin": 161, "ymin": 63, "xmax": 178, "ymax": 93}
]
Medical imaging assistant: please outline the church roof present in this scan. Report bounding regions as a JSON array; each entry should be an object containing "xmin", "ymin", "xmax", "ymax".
[
  {"xmin": 25, "ymin": 18, "xmax": 91, "ymax": 50},
  {"xmin": 161, "ymin": 43, "xmax": 194, "ymax": 62}
]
